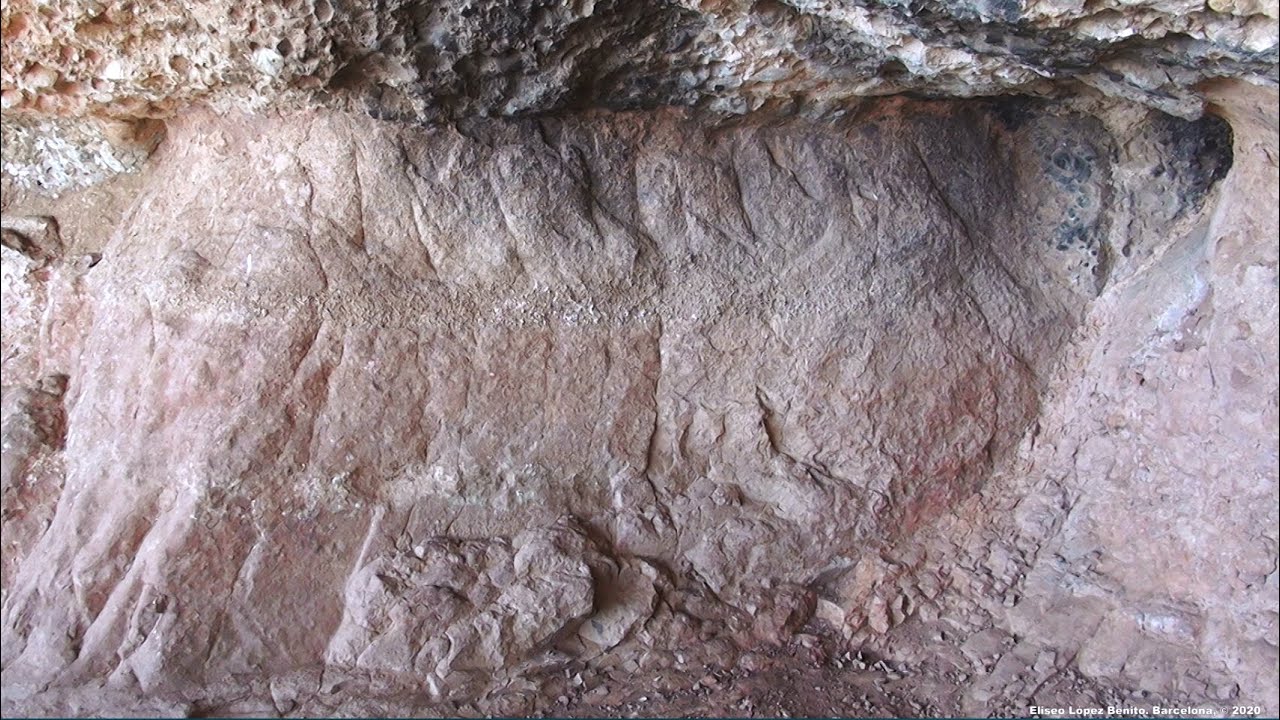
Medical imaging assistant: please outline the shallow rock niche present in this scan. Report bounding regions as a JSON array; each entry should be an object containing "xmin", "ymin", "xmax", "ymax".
[{"xmin": 1, "ymin": 1, "xmax": 1277, "ymax": 718}]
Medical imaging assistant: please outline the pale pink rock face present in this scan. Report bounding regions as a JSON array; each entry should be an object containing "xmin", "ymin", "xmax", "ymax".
[{"xmin": 0, "ymin": 4, "xmax": 1276, "ymax": 716}]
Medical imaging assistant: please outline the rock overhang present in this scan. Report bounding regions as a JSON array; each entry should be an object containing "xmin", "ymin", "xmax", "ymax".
[{"xmin": 0, "ymin": 0, "xmax": 1276, "ymax": 191}]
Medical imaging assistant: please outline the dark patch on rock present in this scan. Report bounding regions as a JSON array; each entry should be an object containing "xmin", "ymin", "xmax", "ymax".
[
  {"xmin": 988, "ymin": 95, "xmax": 1041, "ymax": 131},
  {"xmin": 1149, "ymin": 111, "xmax": 1234, "ymax": 210},
  {"xmin": 991, "ymin": 0, "xmax": 1023, "ymax": 23},
  {"xmin": 1049, "ymin": 145, "xmax": 1095, "ymax": 186},
  {"xmin": 1043, "ymin": 135, "xmax": 1105, "ymax": 253}
]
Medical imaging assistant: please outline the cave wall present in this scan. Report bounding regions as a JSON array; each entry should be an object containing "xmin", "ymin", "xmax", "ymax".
[
  {"xmin": 840, "ymin": 82, "xmax": 1279, "ymax": 716},
  {"xmin": 1, "ymin": 0, "xmax": 1277, "ymax": 717},
  {"xmin": 2, "ymin": 99, "xmax": 1087, "ymax": 690},
  {"xmin": 4, "ymin": 89, "xmax": 1275, "ymax": 715}
]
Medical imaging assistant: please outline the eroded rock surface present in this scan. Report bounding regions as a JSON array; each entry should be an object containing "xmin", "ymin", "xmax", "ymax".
[
  {"xmin": 1, "ymin": 0, "xmax": 1277, "ymax": 192},
  {"xmin": 1, "ymin": 0, "xmax": 1277, "ymax": 715},
  {"xmin": 2, "ymin": 83, "xmax": 1275, "ymax": 716},
  {"xmin": 2, "ymin": 0, "xmax": 1276, "ymax": 121}
]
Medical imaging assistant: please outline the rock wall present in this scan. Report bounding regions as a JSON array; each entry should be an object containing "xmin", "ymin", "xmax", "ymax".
[
  {"xmin": 1, "ymin": 1, "xmax": 1277, "ymax": 718},
  {"xmin": 833, "ymin": 82, "xmax": 1278, "ymax": 717},
  {"xmin": 4, "ymin": 86, "xmax": 1275, "ymax": 715},
  {"xmin": 4, "ymin": 0, "xmax": 1276, "ymax": 118}
]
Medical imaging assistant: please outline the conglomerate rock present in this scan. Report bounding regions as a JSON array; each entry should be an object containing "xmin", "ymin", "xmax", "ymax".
[
  {"xmin": 0, "ymin": 0, "xmax": 1277, "ymax": 191},
  {"xmin": 0, "ymin": 0, "xmax": 1277, "ymax": 718},
  {"xmin": 1, "ymin": 0, "xmax": 1276, "ymax": 121}
]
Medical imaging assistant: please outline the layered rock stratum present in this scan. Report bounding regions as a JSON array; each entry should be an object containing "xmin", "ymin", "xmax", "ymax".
[{"xmin": 1, "ymin": 1, "xmax": 1277, "ymax": 717}]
